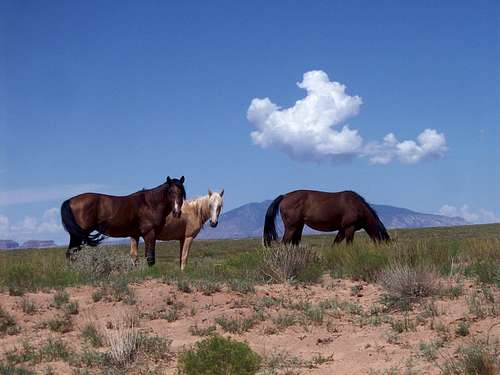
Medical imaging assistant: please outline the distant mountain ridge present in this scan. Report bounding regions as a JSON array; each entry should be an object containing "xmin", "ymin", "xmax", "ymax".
[
  {"xmin": 0, "ymin": 240, "xmax": 57, "ymax": 250},
  {"xmin": 198, "ymin": 200, "xmax": 467, "ymax": 240}
]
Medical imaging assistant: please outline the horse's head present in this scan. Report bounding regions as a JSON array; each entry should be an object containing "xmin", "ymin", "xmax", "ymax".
[
  {"xmin": 166, "ymin": 176, "xmax": 186, "ymax": 218},
  {"xmin": 208, "ymin": 188, "xmax": 224, "ymax": 227}
]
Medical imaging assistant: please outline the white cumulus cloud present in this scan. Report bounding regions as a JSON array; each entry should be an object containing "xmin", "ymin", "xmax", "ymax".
[
  {"xmin": 247, "ymin": 70, "xmax": 447, "ymax": 164},
  {"xmin": 438, "ymin": 205, "xmax": 500, "ymax": 224},
  {"xmin": 0, "ymin": 207, "xmax": 64, "ymax": 242}
]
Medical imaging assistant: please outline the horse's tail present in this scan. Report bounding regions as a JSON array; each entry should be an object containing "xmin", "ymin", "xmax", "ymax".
[
  {"xmin": 263, "ymin": 195, "xmax": 284, "ymax": 247},
  {"xmin": 61, "ymin": 199, "xmax": 105, "ymax": 247},
  {"xmin": 353, "ymin": 192, "xmax": 390, "ymax": 243}
]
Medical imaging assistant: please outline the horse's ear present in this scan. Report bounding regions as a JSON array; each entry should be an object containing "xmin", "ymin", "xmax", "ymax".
[
  {"xmin": 180, "ymin": 176, "xmax": 185, "ymax": 184},
  {"xmin": 208, "ymin": 188, "xmax": 213, "ymax": 196},
  {"xmin": 220, "ymin": 189, "xmax": 224, "ymax": 197},
  {"xmin": 166, "ymin": 176, "xmax": 171, "ymax": 184}
]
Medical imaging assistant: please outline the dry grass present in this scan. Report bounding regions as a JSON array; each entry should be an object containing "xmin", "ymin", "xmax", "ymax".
[
  {"xmin": 378, "ymin": 262, "xmax": 439, "ymax": 306},
  {"xmin": 104, "ymin": 312, "xmax": 140, "ymax": 367},
  {"xmin": 259, "ymin": 244, "xmax": 319, "ymax": 283}
]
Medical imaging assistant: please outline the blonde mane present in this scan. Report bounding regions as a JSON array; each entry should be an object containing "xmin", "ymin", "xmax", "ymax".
[{"xmin": 184, "ymin": 195, "xmax": 211, "ymax": 228}]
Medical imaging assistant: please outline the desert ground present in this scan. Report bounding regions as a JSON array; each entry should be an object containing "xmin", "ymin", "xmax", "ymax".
[{"xmin": 0, "ymin": 224, "xmax": 499, "ymax": 374}]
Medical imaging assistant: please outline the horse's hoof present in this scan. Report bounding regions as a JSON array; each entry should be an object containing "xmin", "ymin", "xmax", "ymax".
[{"xmin": 147, "ymin": 258, "xmax": 155, "ymax": 266}]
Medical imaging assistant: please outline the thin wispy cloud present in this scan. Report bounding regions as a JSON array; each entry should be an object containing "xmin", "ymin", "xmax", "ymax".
[
  {"xmin": 247, "ymin": 70, "xmax": 447, "ymax": 164},
  {"xmin": 438, "ymin": 204, "xmax": 500, "ymax": 224},
  {"xmin": 0, "ymin": 183, "xmax": 105, "ymax": 206}
]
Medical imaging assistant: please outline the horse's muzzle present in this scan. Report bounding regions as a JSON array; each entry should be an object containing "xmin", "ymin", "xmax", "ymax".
[
  {"xmin": 173, "ymin": 210, "xmax": 182, "ymax": 218},
  {"xmin": 210, "ymin": 221, "xmax": 218, "ymax": 228}
]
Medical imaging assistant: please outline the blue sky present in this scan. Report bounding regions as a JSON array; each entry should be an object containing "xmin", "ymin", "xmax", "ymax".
[{"xmin": 1, "ymin": 1, "xmax": 499, "ymax": 243}]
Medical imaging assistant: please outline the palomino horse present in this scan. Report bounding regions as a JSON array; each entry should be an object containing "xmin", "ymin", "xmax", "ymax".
[
  {"xmin": 130, "ymin": 189, "xmax": 224, "ymax": 270},
  {"xmin": 61, "ymin": 176, "xmax": 186, "ymax": 266},
  {"xmin": 264, "ymin": 190, "xmax": 390, "ymax": 246}
]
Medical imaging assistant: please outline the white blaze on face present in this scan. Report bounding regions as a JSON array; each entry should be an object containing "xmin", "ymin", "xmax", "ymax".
[{"xmin": 209, "ymin": 193, "xmax": 223, "ymax": 224}]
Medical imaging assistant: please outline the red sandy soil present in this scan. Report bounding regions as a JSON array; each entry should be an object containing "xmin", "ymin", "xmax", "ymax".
[{"xmin": 0, "ymin": 276, "xmax": 498, "ymax": 374}]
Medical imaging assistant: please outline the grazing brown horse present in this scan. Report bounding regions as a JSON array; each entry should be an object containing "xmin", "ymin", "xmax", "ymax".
[
  {"xmin": 263, "ymin": 190, "xmax": 390, "ymax": 246},
  {"xmin": 61, "ymin": 176, "xmax": 186, "ymax": 266}
]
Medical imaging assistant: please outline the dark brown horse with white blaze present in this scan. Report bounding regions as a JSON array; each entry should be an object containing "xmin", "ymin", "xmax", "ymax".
[
  {"xmin": 61, "ymin": 176, "xmax": 186, "ymax": 266},
  {"xmin": 263, "ymin": 190, "xmax": 390, "ymax": 246}
]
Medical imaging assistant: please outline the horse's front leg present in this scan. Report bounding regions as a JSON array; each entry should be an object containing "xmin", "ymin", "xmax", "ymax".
[
  {"xmin": 130, "ymin": 237, "xmax": 139, "ymax": 266},
  {"xmin": 143, "ymin": 231, "xmax": 157, "ymax": 266},
  {"xmin": 180, "ymin": 237, "xmax": 193, "ymax": 271}
]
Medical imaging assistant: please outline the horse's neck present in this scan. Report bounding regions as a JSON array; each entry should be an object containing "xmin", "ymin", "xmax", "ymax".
[
  {"xmin": 147, "ymin": 184, "xmax": 168, "ymax": 208},
  {"xmin": 190, "ymin": 196, "xmax": 210, "ymax": 227}
]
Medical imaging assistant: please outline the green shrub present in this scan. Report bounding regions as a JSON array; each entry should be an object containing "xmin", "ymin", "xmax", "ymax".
[{"xmin": 177, "ymin": 335, "xmax": 261, "ymax": 375}]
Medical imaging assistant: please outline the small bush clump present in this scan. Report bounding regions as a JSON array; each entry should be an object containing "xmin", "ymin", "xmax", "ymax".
[
  {"xmin": 259, "ymin": 244, "xmax": 320, "ymax": 283},
  {"xmin": 177, "ymin": 335, "xmax": 261, "ymax": 375},
  {"xmin": 215, "ymin": 315, "xmax": 259, "ymax": 334},
  {"xmin": 20, "ymin": 298, "xmax": 37, "ymax": 315},
  {"xmin": 105, "ymin": 316, "xmax": 139, "ymax": 367},
  {"xmin": 138, "ymin": 333, "xmax": 172, "ymax": 361},
  {"xmin": 46, "ymin": 315, "xmax": 72, "ymax": 333},
  {"xmin": 0, "ymin": 306, "xmax": 19, "ymax": 336},
  {"xmin": 70, "ymin": 246, "xmax": 144, "ymax": 280},
  {"xmin": 52, "ymin": 290, "xmax": 69, "ymax": 308},
  {"xmin": 441, "ymin": 342, "xmax": 499, "ymax": 375},
  {"xmin": 378, "ymin": 262, "xmax": 438, "ymax": 308},
  {"xmin": 81, "ymin": 322, "xmax": 103, "ymax": 347},
  {"xmin": 64, "ymin": 301, "xmax": 79, "ymax": 315}
]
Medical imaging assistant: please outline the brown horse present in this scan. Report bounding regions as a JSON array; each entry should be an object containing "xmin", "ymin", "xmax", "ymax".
[
  {"xmin": 61, "ymin": 176, "xmax": 186, "ymax": 266},
  {"xmin": 263, "ymin": 190, "xmax": 390, "ymax": 246}
]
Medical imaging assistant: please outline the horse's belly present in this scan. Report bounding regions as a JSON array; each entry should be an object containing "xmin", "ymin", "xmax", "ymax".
[
  {"xmin": 304, "ymin": 211, "xmax": 341, "ymax": 232},
  {"xmin": 102, "ymin": 227, "xmax": 135, "ymax": 238},
  {"xmin": 305, "ymin": 221, "xmax": 338, "ymax": 232}
]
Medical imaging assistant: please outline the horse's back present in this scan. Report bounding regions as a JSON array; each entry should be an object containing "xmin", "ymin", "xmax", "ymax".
[{"xmin": 280, "ymin": 190, "xmax": 365, "ymax": 231}]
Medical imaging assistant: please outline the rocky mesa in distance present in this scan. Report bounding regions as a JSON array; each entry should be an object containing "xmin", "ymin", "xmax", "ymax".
[{"xmin": 198, "ymin": 200, "xmax": 468, "ymax": 240}]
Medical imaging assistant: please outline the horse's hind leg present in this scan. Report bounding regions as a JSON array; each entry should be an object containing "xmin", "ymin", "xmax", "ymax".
[
  {"xmin": 130, "ymin": 237, "xmax": 139, "ymax": 266},
  {"xmin": 66, "ymin": 235, "xmax": 81, "ymax": 260},
  {"xmin": 333, "ymin": 230, "xmax": 345, "ymax": 245},
  {"xmin": 291, "ymin": 224, "xmax": 304, "ymax": 246},
  {"xmin": 282, "ymin": 229, "xmax": 294, "ymax": 244},
  {"xmin": 345, "ymin": 226, "xmax": 356, "ymax": 244}
]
